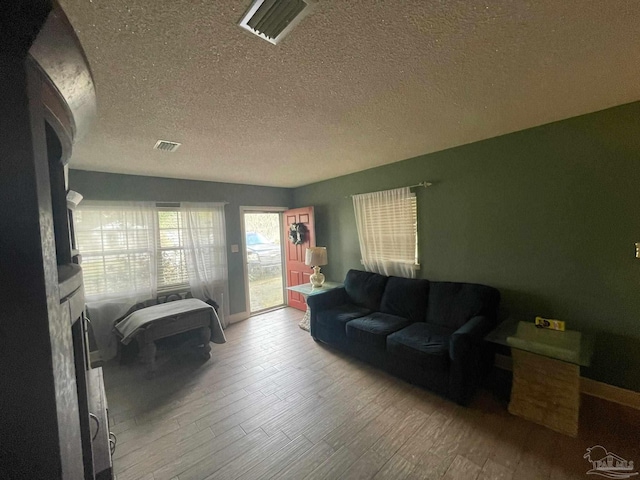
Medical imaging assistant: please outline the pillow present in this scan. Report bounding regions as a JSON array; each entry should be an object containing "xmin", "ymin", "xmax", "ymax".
[
  {"xmin": 344, "ymin": 269, "xmax": 389, "ymax": 311},
  {"xmin": 426, "ymin": 281, "xmax": 500, "ymax": 330},
  {"xmin": 380, "ymin": 277, "xmax": 430, "ymax": 322}
]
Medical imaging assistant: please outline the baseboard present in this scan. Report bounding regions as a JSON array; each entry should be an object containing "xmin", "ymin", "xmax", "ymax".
[
  {"xmin": 580, "ymin": 377, "xmax": 640, "ymax": 410},
  {"xmin": 227, "ymin": 312, "xmax": 249, "ymax": 324},
  {"xmin": 494, "ymin": 354, "xmax": 640, "ymax": 410}
]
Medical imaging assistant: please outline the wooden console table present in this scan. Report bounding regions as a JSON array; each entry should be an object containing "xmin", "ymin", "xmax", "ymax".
[
  {"xmin": 287, "ymin": 281, "xmax": 343, "ymax": 331},
  {"xmin": 486, "ymin": 320, "xmax": 594, "ymax": 437}
]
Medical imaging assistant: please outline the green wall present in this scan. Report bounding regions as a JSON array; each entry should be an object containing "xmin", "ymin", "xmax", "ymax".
[
  {"xmin": 293, "ymin": 101, "xmax": 640, "ymax": 391},
  {"xmin": 68, "ymin": 170, "xmax": 292, "ymax": 316}
]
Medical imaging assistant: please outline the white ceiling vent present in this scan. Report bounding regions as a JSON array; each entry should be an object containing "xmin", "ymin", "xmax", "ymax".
[
  {"xmin": 238, "ymin": 0, "xmax": 312, "ymax": 45},
  {"xmin": 153, "ymin": 140, "xmax": 181, "ymax": 152}
]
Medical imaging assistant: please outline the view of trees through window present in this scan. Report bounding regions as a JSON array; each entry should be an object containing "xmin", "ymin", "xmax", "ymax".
[
  {"xmin": 75, "ymin": 205, "xmax": 226, "ymax": 299},
  {"xmin": 157, "ymin": 210, "xmax": 189, "ymax": 289},
  {"xmin": 75, "ymin": 207, "xmax": 154, "ymax": 298},
  {"xmin": 244, "ymin": 214, "xmax": 280, "ymax": 243}
]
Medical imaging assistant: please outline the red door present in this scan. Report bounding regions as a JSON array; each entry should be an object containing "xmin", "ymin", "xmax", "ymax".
[{"xmin": 284, "ymin": 207, "xmax": 315, "ymax": 311}]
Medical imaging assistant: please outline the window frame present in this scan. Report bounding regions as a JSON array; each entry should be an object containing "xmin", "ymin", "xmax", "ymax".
[
  {"xmin": 353, "ymin": 188, "xmax": 420, "ymax": 278},
  {"xmin": 358, "ymin": 193, "xmax": 419, "ymax": 268},
  {"xmin": 73, "ymin": 203, "xmax": 157, "ymax": 301},
  {"xmin": 74, "ymin": 202, "xmax": 229, "ymax": 300}
]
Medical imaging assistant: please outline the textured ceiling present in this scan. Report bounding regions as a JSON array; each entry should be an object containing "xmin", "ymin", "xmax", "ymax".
[{"xmin": 59, "ymin": 0, "xmax": 640, "ymax": 188}]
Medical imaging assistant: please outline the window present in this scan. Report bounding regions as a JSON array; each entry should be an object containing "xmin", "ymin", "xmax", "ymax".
[
  {"xmin": 74, "ymin": 203, "xmax": 156, "ymax": 299},
  {"xmin": 74, "ymin": 201, "xmax": 227, "ymax": 300},
  {"xmin": 352, "ymin": 187, "xmax": 418, "ymax": 278},
  {"xmin": 157, "ymin": 209, "xmax": 189, "ymax": 290},
  {"xmin": 246, "ymin": 232, "xmax": 271, "ymax": 245}
]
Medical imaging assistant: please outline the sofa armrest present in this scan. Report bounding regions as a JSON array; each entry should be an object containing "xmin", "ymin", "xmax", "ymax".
[
  {"xmin": 306, "ymin": 287, "xmax": 349, "ymax": 311},
  {"xmin": 448, "ymin": 315, "xmax": 496, "ymax": 404},
  {"xmin": 449, "ymin": 315, "xmax": 494, "ymax": 363}
]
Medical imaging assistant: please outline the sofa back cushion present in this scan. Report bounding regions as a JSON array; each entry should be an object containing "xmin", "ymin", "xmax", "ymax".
[
  {"xmin": 380, "ymin": 277, "xmax": 430, "ymax": 323},
  {"xmin": 426, "ymin": 282, "xmax": 500, "ymax": 330},
  {"xmin": 344, "ymin": 269, "xmax": 389, "ymax": 311}
]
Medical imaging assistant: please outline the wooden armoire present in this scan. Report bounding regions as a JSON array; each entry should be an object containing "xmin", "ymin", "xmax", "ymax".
[{"xmin": 0, "ymin": 1, "xmax": 111, "ymax": 478}]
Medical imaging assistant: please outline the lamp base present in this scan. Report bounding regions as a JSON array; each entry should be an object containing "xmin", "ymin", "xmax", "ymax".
[{"xmin": 310, "ymin": 266, "xmax": 325, "ymax": 288}]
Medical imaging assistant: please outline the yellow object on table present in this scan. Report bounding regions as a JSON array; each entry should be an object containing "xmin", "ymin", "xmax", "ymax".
[{"xmin": 535, "ymin": 316, "xmax": 566, "ymax": 331}]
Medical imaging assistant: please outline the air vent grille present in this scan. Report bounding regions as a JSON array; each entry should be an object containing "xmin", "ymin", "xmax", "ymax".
[
  {"xmin": 153, "ymin": 140, "xmax": 181, "ymax": 152},
  {"xmin": 239, "ymin": 0, "xmax": 310, "ymax": 45}
]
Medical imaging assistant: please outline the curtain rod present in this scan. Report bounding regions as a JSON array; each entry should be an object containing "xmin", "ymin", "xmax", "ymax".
[
  {"xmin": 347, "ymin": 181, "xmax": 433, "ymax": 198},
  {"xmin": 156, "ymin": 201, "xmax": 230, "ymax": 208}
]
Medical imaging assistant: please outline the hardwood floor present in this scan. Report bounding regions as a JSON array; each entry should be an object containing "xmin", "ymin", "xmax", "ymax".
[{"xmin": 105, "ymin": 308, "xmax": 639, "ymax": 480}]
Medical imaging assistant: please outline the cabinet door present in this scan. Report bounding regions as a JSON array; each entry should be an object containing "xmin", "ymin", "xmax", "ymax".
[{"xmin": 88, "ymin": 367, "xmax": 113, "ymax": 479}]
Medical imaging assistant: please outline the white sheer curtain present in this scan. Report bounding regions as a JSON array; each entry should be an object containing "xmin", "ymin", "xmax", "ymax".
[
  {"xmin": 181, "ymin": 203, "xmax": 230, "ymax": 328},
  {"xmin": 74, "ymin": 201, "xmax": 158, "ymax": 359},
  {"xmin": 353, "ymin": 187, "xmax": 418, "ymax": 278}
]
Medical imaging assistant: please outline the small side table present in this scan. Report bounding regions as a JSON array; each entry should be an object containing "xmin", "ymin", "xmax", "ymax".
[
  {"xmin": 287, "ymin": 281, "xmax": 343, "ymax": 331},
  {"xmin": 485, "ymin": 320, "xmax": 594, "ymax": 437}
]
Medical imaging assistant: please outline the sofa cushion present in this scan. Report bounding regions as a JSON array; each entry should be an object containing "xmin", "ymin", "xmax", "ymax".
[
  {"xmin": 346, "ymin": 312, "xmax": 411, "ymax": 349},
  {"xmin": 316, "ymin": 303, "xmax": 371, "ymax": 330},
  {"xmin": 426, "ymin": 282, "xmax": 500, "ymax": 330},
  {"xmin": 387, "ymin": 322, "xmax": 454, "ymax": 370},
  {"xmin": 380, "ymin": 277, "xmax": 430, "ymax": 323},
  {"xmin": 344, "ymin": 269, "xmax": 389, "ymax": 311}
]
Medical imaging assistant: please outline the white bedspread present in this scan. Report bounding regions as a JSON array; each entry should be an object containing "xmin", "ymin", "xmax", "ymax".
[{"xmin": 114, "ymin": 298, "xmax": 227, "ymax": 345}]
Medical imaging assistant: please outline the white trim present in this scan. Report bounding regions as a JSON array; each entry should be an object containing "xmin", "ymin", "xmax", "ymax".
[
  {"xmin": 240, "ymin": 206, "xmax": 289, "ymax": 212},
  {"xmin": 494, "ymin": 354, "xmax": 640, "ymax": 410},
  {"xmin": 240, "ymin": 208, "xmax": 251, "ymax": 316},
  {"xmin": 239, "ymin": 206, "xmax": 288, "ymax": 315},
  {"xmin": 228, "ymin": 311, "xmax": 250, "ymax": 324},
  {"xmin": 359, "ymin": 259, "xmax": 420, "ymax": 269}
]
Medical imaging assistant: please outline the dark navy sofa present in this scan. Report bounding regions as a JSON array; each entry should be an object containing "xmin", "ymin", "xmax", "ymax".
[{"xmin": 307, "ymin": 269, "xmax": 500, "ymax": 405}]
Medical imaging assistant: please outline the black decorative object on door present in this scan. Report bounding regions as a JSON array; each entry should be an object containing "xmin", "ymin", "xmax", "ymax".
[{"xmin": 288, "ymin": 222, "xmax": 306, "ymax": 245}]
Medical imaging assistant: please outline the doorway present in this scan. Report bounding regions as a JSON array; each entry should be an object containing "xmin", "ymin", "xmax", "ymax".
[{"xmin": 242, "ymin": 209, "xmax": 286, "ymax": 314}]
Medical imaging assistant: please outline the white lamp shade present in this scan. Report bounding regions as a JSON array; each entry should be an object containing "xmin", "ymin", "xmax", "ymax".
[{"xmin": 305, "ymin": 247, "xmax": 327, "ymax": 266}]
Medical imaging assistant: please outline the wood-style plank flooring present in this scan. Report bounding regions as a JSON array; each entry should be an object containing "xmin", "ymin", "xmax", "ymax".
[{"xmin": 105, "ymin": 307, "xmax": 640, "ymax": 480}]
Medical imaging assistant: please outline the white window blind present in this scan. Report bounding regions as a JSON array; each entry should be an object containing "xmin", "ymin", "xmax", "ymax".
[
  {"xmin": 75, "ymin": 202, "xmax": 229, "ymax": 299},
  {"xmin": 353, "ymin": 187, "xmax": 418, "ymax": 278},
  {"xmin": 74, "ymin": 202, "xmax": 157, "ymax": 300},
  {"xmin": 157, "ymin": 209, "xmax": 190, "ymax": 290}
]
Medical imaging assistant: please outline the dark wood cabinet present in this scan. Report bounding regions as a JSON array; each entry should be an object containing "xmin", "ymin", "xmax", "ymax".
[
  {"xmin": 87, "ymin": 367, "xmax": 113, "ymax": 480},
  {"xmin": 0, "ymin": 2, "xmax": 109, "ymax": 478}
]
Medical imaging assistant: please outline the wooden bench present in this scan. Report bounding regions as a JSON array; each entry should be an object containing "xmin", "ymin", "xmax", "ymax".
[
  {"xmin": 136, "ymin": 308, "xmax": 212, "ymax": 378},
  {"xmin": 114, "ymin": 294, "xmax": 223, "ymax": 378}
]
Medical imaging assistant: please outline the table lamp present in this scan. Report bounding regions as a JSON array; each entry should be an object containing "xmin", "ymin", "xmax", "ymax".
[{"xmin": 305, "ymin": 247, "xmax": 327, "ymax": 287}]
